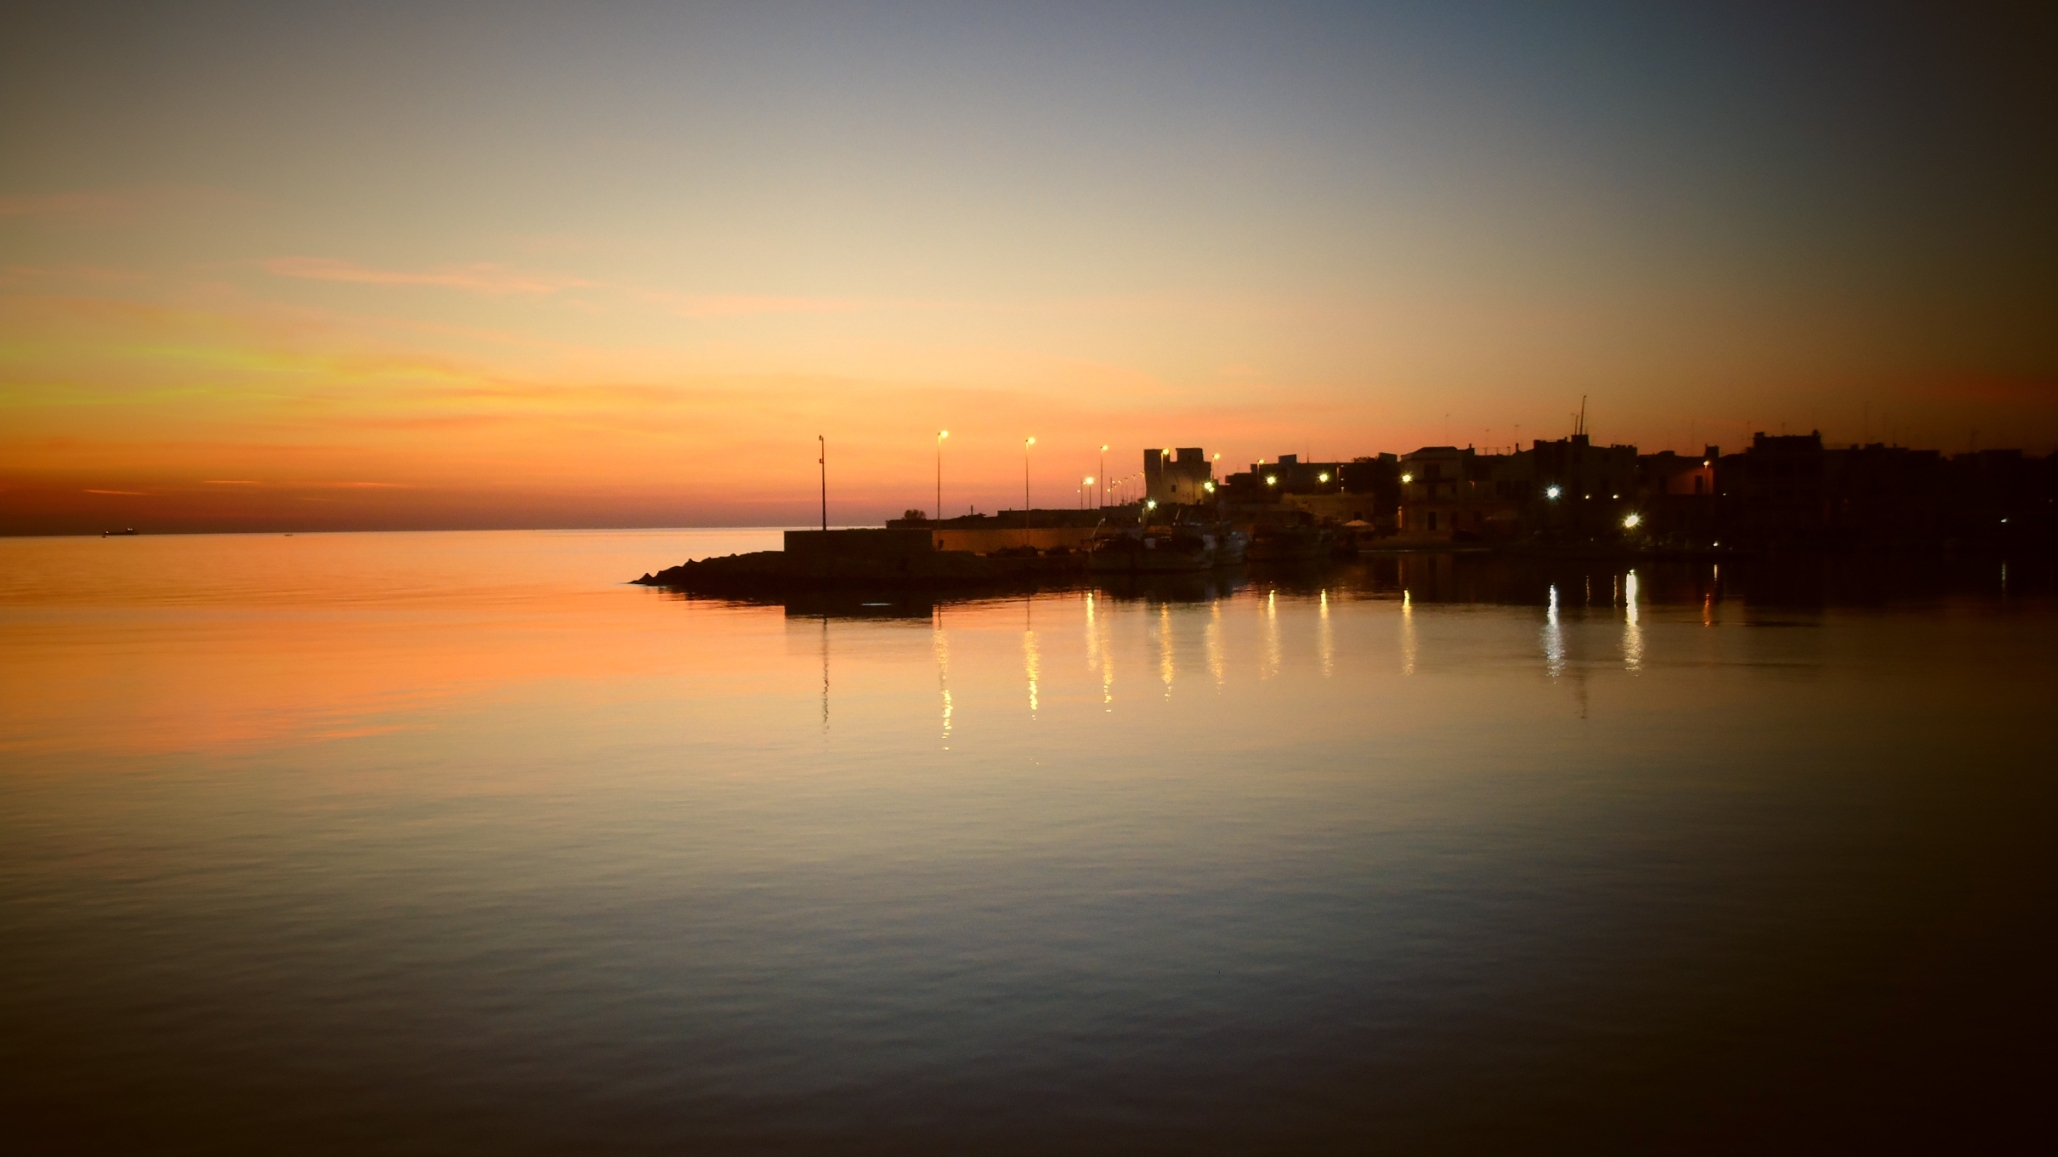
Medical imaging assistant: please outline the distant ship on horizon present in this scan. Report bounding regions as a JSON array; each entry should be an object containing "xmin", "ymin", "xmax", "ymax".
[{"xmin": 102, "ymin": 528, "xmax": 139, "ymax": 537}]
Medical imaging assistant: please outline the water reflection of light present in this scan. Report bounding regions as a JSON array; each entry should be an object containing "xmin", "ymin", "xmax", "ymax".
[
  {"xmin": 1543, "ymin": 584, "xmax": 1564, "ymax": 678},
  {"xmin": 1319, "ymin": 589, "xmax": 1334, "ymax": 678},
  {"xmin": 1623, "ymin": 570, "xmax": 1643, "ymax": 671},
  {"xmin": 1207, "ymin": 601, "xmax": 1225, "ymax": 689},
  {"xmin": 933, "ymin": 611, "xmax": 952, "ymax": 747},
  {"xmin": 1084, "ymin": 590, "xmax": 1099, "ymax": 671},
  {"xmin": 1158, "ymin": 603, "xmax": 1175, "ymax": 698},
  {"xmin": 820, "ymin": 616, "xmax": 830, "ymax": 731},
  {"xmin": 1023, "ymin": 598, "xmax": 1040, "ymax": 717},
  {"xmin": 1401, "ymin": 589, "xmax": 1416, "ymax": 676},
  {"xmin": 1097, "ymin": 597, "xmax": 1115, "ymax": 710},
  {"xmin": 1262, "ymin": 589, "xmax": 1280, "ymax": 679}
]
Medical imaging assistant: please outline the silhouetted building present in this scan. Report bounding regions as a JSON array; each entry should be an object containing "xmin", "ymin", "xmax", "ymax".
[
  {"xmin": 1144, "ymin": 447, "xmax": 1215, "ymax": 505},
  {"xmin": 1219, "ymin": 453, "xmax": 1351, "ymax": 505},
  {"xmin": 1395, "ymin": 446, "xmax": 1530, "ymax": 543},
  {"xmin": 1637, "ymin": 447, "xmax": 1720, "ymax": 543},
  {"xmin": 932, "ymin": 433, "xmax": 2058, "ymax": 554}
]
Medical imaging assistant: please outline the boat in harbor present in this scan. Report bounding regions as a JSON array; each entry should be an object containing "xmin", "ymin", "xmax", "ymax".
[
  {"xmin": 102, "ymin": 528, "xmax": 139, "ymax": 537},
  {"xmin": 1245, "ymin": 523, "xmax": 1330, "ymax": 562},
  {"xmin": 1210, "ymin": 523, "xmax": 1250, "ymax": 565},
  {"xmin": 1088, "ymin": 525, "xmax": 1214, "ymax": 573},
  {"xmin": 1087, "ymin": 517, "xmax": 1249, "ymax": 574}
]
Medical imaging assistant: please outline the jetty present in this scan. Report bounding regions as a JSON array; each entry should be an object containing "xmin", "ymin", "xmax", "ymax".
[{"xmin": 634, "ymin": 526, "xmax": 1087, "ymax": 594}]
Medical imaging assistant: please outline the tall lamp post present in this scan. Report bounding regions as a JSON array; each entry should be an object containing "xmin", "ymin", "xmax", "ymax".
[
  {"xmin": 1023, "ymin": 437, "xmax": 1035, "ymax": 527},
  {"xmin": 1099, "ymin": 445, "xmax": 1108, "ymax": 508},
  {"xmin": 817, "ymin": 435, "xmax": 827, "ymax": 532},
  {"xmin": 935, "ymin": 430, "xmax": 948, "ymax": 521}
]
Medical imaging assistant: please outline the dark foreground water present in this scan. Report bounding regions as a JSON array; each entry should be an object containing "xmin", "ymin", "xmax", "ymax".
[{"xmin": 3, "ymin": 531, "xmax": 2054, "ymax": 1154}]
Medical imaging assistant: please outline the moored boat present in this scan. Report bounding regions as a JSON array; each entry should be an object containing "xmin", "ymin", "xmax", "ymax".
[
  {"xmin": 1087, "ymin": 526, "xmax": 1215, "ymax": 573},
  {"xmin": 1245, "ymin": 524, "xmax": 1329, "ymax": 562}
]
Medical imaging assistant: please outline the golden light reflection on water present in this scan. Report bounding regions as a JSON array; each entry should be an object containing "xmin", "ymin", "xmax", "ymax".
[
  {"xmin": 933, "ymin": 612, "xmax": 953, "ymax": 749},
  {"xmin": 1624, "ymin": 570, "xmax": 1643, "ymax": 672},
  {"xmin": 7, "ymin": 531, "xmax": 2045, "ymax": 766},
  {"xmin": 1319, "ymin": 589, "xmax": 1334, "ymax": 678},
  {"xmin": 1022, "ymin": 601, "xmax": 1041, "ymax": 718},
  {"xmin": 1207, "ymin": 601, "xmax": 1225, "ymax": 689},
  {"xmin": 7, "ymin": 542, "xmax": 2057, "ymax": 1154},
  {"xmin": 1262, "ymin": 589, "xmax": 1280, "ymax": 680},
  {"xmin": 1157, "ymin": 604, "xmax": 1175, "ymax": 698},
  {"xmin": 1401, "ymin": 588, "xmax": 1417, "ymax": 676}
]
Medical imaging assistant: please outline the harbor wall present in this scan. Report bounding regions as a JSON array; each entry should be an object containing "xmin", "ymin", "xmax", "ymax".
[{"xmin": 931, "ymin": 527, "xmax": 1097, "ymax": 554}]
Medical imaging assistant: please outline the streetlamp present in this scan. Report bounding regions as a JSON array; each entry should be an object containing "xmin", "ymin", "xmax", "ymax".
[
  {"xmin": 1082, "ymin": 476, "xmax": 1094, "ymax": 510},
  {"xmin": 935, "ymin": 430, "xmax": 948, "ymax": 521},
  {"xmin": 1099, "ymin": 445, "xmax": 1108, "ymax": 508},
  {"xmin": 1023, "ymin": 437, "xmax": 1035, "ymax": 524}
]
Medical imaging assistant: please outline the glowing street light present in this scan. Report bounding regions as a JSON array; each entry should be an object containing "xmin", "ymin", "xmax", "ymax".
[
  {"xmin": 1023, "ymin": 437, "xmax": 1035, "ymax": 520},
  {"xmin": 1623, "ymin": 513, "xmax": 1642, "ymax": 529},
  {"xmin": 1265, "ymin": 475, "xmax": 1277, "ymax": 486},
  {"xmin": 935, "ymin": 430, "xmax": 948, "ymax": 521},
  {"xmin": 1318, "ymin": 472, "xmax": 1330, "ymax": 484},
  {"xmin": 1401, "ymin": 473, "xmax": 1413, "ymax": 484},
  {"xmin": 1099, "ymin": 445, "xmax": 1109, "ymax": 508},
  {"xmin": 1545, "ymin": 485, "xmax": 1561, "ymax": 500}
]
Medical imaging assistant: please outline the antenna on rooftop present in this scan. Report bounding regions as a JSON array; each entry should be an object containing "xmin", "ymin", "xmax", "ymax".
[{"xmin": 1576, "ymin": 396, "xmax": 1588, "ymax": 438}]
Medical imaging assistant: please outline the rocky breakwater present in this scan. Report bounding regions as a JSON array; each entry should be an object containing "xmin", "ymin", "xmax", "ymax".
[{"xmin": 633, "ymin": 527, "xmax": 1077, "ymax": 594}]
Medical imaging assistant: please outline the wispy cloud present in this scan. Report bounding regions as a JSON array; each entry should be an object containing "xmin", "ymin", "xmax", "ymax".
[
  {"xmin": 83, "ymin": 488, "xmax": 150, "ymax": 496},
  {"xmin": 265, "ymin": 256, "xmax": 594, "ymax": 296}
]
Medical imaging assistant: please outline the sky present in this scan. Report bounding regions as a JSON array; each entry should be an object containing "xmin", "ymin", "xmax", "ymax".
[{"xmin": 3, "ymin": 1, "xmax": 2053, "ymax": 532}]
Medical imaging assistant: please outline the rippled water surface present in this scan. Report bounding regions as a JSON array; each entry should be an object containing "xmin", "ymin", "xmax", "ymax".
[{"xmin": 3, "ymin": 531, "xmax": 2054, "ymax": 1154}]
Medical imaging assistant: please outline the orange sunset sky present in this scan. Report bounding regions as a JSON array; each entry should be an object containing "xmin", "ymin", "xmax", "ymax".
[{"xmin": 3, "ymin": 3, "xmax": 2053, "ymax": 533}]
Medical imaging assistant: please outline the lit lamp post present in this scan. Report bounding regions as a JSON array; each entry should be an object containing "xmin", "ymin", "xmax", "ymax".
[
  {"xmin": 1099, "ymin": 445, "xmax": 1108, "ymax": 508},
  {"xmin": 1082, "ymin": 476, "xmax": 1095, "ymax": 510},
  {"xmin": 935, "ymin": 430, "xmax": 948, "ymax": 521},
  {"xmin": 1023, "ymin": 437, "xmax": 1035, "ymax": 526}
]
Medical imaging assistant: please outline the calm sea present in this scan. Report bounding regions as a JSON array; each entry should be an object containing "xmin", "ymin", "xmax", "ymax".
[{"xmin": 3, "ymin": 530, "xmax": 2053, "ymax": 1154}]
